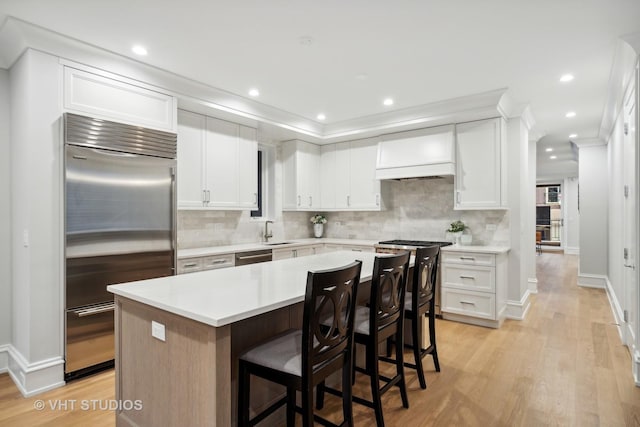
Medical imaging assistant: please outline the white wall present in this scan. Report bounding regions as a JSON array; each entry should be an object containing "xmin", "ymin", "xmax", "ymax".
[
  {"xmin": 9, "ymin": 49, "xmax": 65, "ymax": 394},
  {"xmin": 0, "ymin": 68, "xmax": 11, "ymax": 353},
  {"xmin": 563, "ymin": 177, "xmax": 580, "ymax": 254},
  {"xmin": 577, "ymin": 143, "xmax": 609, "ymax": 278}
]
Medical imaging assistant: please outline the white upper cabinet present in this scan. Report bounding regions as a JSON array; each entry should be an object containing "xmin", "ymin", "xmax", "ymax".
[
  {"xmin": 177, "ymin": 109, "xmax": 258, "ymax": 210},
  {"xmin": 310, "ymin": 138, "xmax": 382, "ymax": 211},
  {"xmin": 454, "ymin": 118, "xmax": 506, "ymax": 210},
  {"xmin": 64, "ymin": 66, "xmax": 177, "ymax": 132},
  {"xmin": 282, "ymin": 140, "xmax": 320, "ymax": 210}
]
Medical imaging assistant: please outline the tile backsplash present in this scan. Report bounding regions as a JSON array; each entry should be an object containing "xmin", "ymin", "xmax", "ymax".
[{"xmin": 177, "ymin": 177, "xmax": 509, "ymax": 249}]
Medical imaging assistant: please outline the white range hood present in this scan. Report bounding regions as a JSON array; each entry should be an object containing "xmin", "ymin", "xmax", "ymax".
[{"xmin": 375, "ymin": 124, "xmax": 455, "ymax": 180}]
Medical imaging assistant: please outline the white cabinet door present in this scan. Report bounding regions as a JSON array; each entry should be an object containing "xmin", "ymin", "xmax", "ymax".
[
  {"xmin": 455, "ymin": 118, "xmax": 503, "ymax": 209},
  {"xmin": 320, "ymin": 145, "xmax": 337, "ymax": 209},
  {"xmin": 282, "ymin": 140, "xmax": 321, "ymax": 211},
  {"xmin": 177, "ymin": 110, "xmax": 206, "ymax": 208},
  {"xmin": 206, "ymin": 117, "xmax": 239, "ymax": 208},
  {"xmin": 177, "ymin": 110, "xmax": 258, "ymax": 210},
  {"xmin": 334, "ymin": 142, "xmax": 351, "ymax": 209},
  {"xmin": 238, "ymin": 126, "xmax": 258, "ymax": 208},
  {"xmin": 349, "ymin": 138, "xmax": 381, "ymax": 209}
]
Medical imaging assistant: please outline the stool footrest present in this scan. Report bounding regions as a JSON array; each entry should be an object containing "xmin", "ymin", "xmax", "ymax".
[{"xmin": 248, "ymin": 396, "xmax": 287, "ymax": 426}]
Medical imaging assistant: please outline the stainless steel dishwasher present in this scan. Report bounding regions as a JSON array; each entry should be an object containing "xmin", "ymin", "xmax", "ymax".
[{"xmin": 235, "ymin": 249, "xmax": 273, "ymax": 266}]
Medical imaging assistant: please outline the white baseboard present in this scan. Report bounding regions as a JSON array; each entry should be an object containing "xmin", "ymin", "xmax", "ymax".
[
  {"xmin": 0, "ymin": 344, "xmax": 9, "ymax": 374},
  {"xmin": 578, "ymin": 273, "xmax": 607, "ymax": 289},
  {"xmin": 528, "ymin": 277, "xmax": 538, "ymax": 294},
  {"xmin": 634, "ymin": 349, "xmax": 640, "ymax": 387},
  {"xmin": 6, "ymin": 345, "xmax": 65, "ymax": 397},
  {"xmin": 564, "ymin": 246, "xmax": 580, "ymax": 255},
  {"xmin": 506, "ymin": 289, "xmax": 531, "ymax": 321},
  {"xmin": 605, "ymin": 277, "xmax": 625, "ymax": 342}
]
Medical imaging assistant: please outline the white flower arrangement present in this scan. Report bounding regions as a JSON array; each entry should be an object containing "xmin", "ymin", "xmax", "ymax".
[{"xmin": 310, "ymin": 214, "xmax": 327, "ymax": 224}]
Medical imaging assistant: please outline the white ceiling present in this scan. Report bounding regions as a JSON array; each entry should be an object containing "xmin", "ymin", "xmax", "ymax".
[{"xmin": 1, "ymin": 0, "xmax": 639, "ymax": 177}]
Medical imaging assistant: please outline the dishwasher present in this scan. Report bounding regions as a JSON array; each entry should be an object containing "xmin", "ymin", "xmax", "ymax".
[{"xmin": 235, "ymin": 249, "xmax": 273, "ymax": 266}]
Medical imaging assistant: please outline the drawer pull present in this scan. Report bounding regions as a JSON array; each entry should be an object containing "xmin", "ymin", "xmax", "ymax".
[
  {"xmin": 460, "ymin": 300, "xmax": 476, "ymax": 305},
  {"xmin": 209, "ymin": 260, "xmax": 228, "ymax": 265},
  {"xmin": 183, "ymin": 262, "xmax": 198, "ymax": 268},
  {"xmin": 459, "ymin": 275, "xmax": 476, "ymax": 279},
  {"xmin": 459, "ymin": 256, "xmax": 476, "ymax": 261}
]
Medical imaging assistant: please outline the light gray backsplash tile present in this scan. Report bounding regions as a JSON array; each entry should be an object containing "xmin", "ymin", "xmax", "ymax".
[{"xmin": 178, "ymin": 177, "xmax": 509, "ymax": 249}]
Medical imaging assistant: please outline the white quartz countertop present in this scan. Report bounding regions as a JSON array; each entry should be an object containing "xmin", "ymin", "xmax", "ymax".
[
  {"xmin": 177, "ymin": 238, "xmax": 378, "ymax": 259},
  {"xmin": 108, "ymin": 251, "xmax": 403, "ymax": 327},
  {"xmin": 441, "ymin": 244, "xmax": 510, "ymax": 254}
]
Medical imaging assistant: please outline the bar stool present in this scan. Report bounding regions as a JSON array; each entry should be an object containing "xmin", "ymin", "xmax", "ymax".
[
  {"xmin": 403, "ymin": 245, "xmax": 441, "ymax": 389},
  {"xmin": 237, "ymin": 260, "xmax": 362, "ymax": 427},
  {"xmin": 318, "ymin": 251, "xmax": 411, "ymax": 427}
]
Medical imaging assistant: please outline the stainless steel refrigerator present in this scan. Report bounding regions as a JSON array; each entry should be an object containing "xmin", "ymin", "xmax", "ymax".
[{"xmin": 64, "ymin": 113, "xmax": 177, "ymax": 380}]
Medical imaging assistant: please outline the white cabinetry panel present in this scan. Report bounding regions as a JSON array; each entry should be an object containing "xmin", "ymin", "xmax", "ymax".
[
  {"xmin": 64, "ymin": 67, "xmax": 176, "ymax": 132},
  {"xmin": 176, "ymin": 109, "xmax": 257, "ymax": 210},
  {"xmin": 282, "ymin": 140, "xmax": 320, "ymax": 211},
  {"xmin": 455, "ymin": 118, "xmax": 505, "ymax": 210}
]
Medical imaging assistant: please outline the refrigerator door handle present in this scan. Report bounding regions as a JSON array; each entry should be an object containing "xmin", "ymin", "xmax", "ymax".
[{"xmin": 70, "ymin": 302, "xmax": 116, "ymax": 317}]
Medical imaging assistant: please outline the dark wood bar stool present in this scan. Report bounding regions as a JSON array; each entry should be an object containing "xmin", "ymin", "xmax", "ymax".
[
  {"xmin": 402, "ymin": 245, "xmax": 441, "ymax": 389},
  {"xmin": 237, "ymin": 260, "xmax": 362, "ymax": 427},
  {"xmin": 318, "ymin": 251, "xmax": 411, "ymax": 427}
]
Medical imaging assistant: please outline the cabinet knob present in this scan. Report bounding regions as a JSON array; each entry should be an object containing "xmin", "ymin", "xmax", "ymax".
[{"xmin": 297, "ymin": 195, "xmax": 301, "ymax": 206}]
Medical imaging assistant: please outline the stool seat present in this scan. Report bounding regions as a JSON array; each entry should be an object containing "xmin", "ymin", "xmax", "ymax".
[{"xmin": 240, "ymin": 330, "xmax": 303, "ymax": 377}]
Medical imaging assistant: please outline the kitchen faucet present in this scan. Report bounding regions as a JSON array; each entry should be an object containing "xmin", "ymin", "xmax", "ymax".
[{"xmin": 264, "ymin": 220, "xmax": 274, "ymax": 242}]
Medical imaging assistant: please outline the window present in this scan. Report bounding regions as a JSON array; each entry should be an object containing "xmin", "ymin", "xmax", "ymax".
[{"xmin": 251, "ymin": 150, "xmax": 263, "ymax": 218}]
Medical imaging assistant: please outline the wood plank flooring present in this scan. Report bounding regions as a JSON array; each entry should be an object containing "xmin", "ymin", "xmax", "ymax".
[{"xmin": 1, "ymin": 252, "xmax": 639, "ymax": 426}]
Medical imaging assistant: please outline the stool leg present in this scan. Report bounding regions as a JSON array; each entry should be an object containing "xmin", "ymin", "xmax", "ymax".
[
  {"xmin": 238, "ymin": 361, "xmax": 250, "ymax": 427},
  {"xmin": 302, "ymin": 385, "xmax": 314, "ymax": 427},
  {"xmin": 342, "ymin": 357, "xmax": 354, "ymax": 426},
  {"xmin": 368, "ymin": 343, "xmax": 385, "ymax": 427},
  {"xmin": 287, "ymin": 385, "xmax": 296, "ymax": 426},
  {"xmin": 396, "ymin": 329, "xmax": 409, "ymax": 408},
  {"xmin": 413, "ymin": 314, "xmax": 427, "ymax": 389},
  {"xmin": 316, "ymin": 380, "xmax": 325, "ymax": 410},
  {"xmin": 429, "ymin": 309, "xmax": 440, "ymax": 372}
]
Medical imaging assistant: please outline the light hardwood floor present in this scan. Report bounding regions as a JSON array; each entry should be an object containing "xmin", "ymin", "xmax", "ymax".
[{"xmin": 1, "ymin": 252, "xmax": 639, "ymax": 426}]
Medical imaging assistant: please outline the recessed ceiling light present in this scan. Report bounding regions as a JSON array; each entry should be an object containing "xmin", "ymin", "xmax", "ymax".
[
  {"xmin": 560, "ymin": 74, "xmax": 574, "ymax": 83},
  {"xmin": 383, "ymin": 98, "xmax": 394, "ymax": 106},
  {"xmin": 550, "ymin": 155, "xmax": 557, "ymax": 159},
  {"xmin": 569, "ymin": 133, "xmax": 578, "ymax": 138},
  {"xmin": 131, "ymin": 45, "xmax": 148, "ymax": 56},
  {"xmin": 565, "ymin": 111, "xmax": 576, "ymax": 118},
  {"xmin": 545, "ymin": 148, "xmax": 553, "ymax": 152},
  {"xmin": 317, "ymin": 113, "xmax": 326, "ymax": 121},
  {"xmin": 248, "ymin": 88, "xmax": 260, "ymax": 97}
]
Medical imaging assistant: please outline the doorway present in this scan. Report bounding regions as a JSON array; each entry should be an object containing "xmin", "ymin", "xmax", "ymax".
[{"xmin": 536, "ymin": 184, "xmax": 563, "ymax": 249}]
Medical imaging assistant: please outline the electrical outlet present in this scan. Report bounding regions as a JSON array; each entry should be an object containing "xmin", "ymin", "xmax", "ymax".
[
  {"xmin": 22, "ymin": 229, "xmax": 29, "ymax": 247},
  {"xmin": 151, "ymin": 321, "xmax": 166, "ymax": 342},
  {"xmin": 486, "ymin": 224, "xmax": 497, "ymax": 231}
]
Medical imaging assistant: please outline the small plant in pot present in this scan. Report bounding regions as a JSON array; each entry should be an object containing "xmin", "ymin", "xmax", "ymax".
[
  {"xmin": 446, "ymin": 220, "xmax": 467, "ymax": 244},
  {"xmin": 310, "ymin": 214, "xmax": 327, "ymax": 238}
]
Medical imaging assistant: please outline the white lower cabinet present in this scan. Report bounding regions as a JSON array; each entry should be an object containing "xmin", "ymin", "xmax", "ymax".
[
  {"xmin": 323, "ymin": 244, "xmax": 375, "ymax": 253},
  {"xmin": 177, "ymin": 253, "xmax": 235, "ymax": 274},
  {"xmin": 272, "ymin": 244, "xmax": 323, "ymax": 261},
  {"xmin": 440, "ymin": 249, "xmax": 508, "ymax": 328}
]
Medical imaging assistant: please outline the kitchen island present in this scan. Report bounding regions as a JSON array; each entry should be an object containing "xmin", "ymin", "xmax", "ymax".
[{"xmin": 107, "ymin": 250, "xmax": 395, "ymax": 427}]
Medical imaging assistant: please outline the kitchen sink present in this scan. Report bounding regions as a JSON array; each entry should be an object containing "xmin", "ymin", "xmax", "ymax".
[{"xmin": 263, "ymin": 241, "xmax": 292, "ymax": 246}]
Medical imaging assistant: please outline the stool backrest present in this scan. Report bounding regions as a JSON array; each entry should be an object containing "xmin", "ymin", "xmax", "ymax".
[
  {"xmin": 412, "ymin": 246, "xmax": 440, "ymax": 312},
  {"xmin": 302, "ymin": 260, "xmax": 362, "ymax": 376},
  {"xmin": 371, "ymin": 251, "xmax": 411, "ymax": 332}
]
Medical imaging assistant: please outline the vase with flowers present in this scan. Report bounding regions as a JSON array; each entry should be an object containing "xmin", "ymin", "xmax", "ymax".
[
  {"xmin": 310, "ymin": 214, "xmax": 327, "ymax": 238},
  {"xmin": 446, "ymin": 220, "xmax": 467, "ymax": 245}
]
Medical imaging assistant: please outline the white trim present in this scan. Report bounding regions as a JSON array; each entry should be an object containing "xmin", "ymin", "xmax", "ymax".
[
  {"xmin": 6, "ymin": 345, "xmax": 65, "ymax": 397},
  {"xmin": 578, "ymin": 273, "xmax": 607, "ymax": 289},
  {"xmin": 527, "ymin": 278, "xmax": 538, "ymax": 294},
  {"xmin": 0, "ymin": 344, "xmax": 9, "ymax": 374},
  {"xmin": 564, "ymin": 246, "xmax": 580, "ymax": 255},
  {"xmin": 505, "ymin": 289, "xmax": 531, "ymax": 320},
  {"xmin": 634, "ymin": 349, "xmax": 640, "ymax": 387}
]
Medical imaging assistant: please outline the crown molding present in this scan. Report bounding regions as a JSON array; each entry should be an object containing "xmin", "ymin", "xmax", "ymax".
[
  {"xmin": 0, "ymin": 16, "xmax": 514, "ymax": 144},
  {"xmin": 573, "ymin": 137, "xmax": 606, "ymax": 148}
]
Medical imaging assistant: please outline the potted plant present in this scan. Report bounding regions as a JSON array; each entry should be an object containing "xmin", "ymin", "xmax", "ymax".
[
  {"xmin": 446, "ymin": 220, "xmax": 467, "ymax": 244},
  {"xmin": 310, "ymin": 214, "xmax": 327, "ymax": 238}
]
